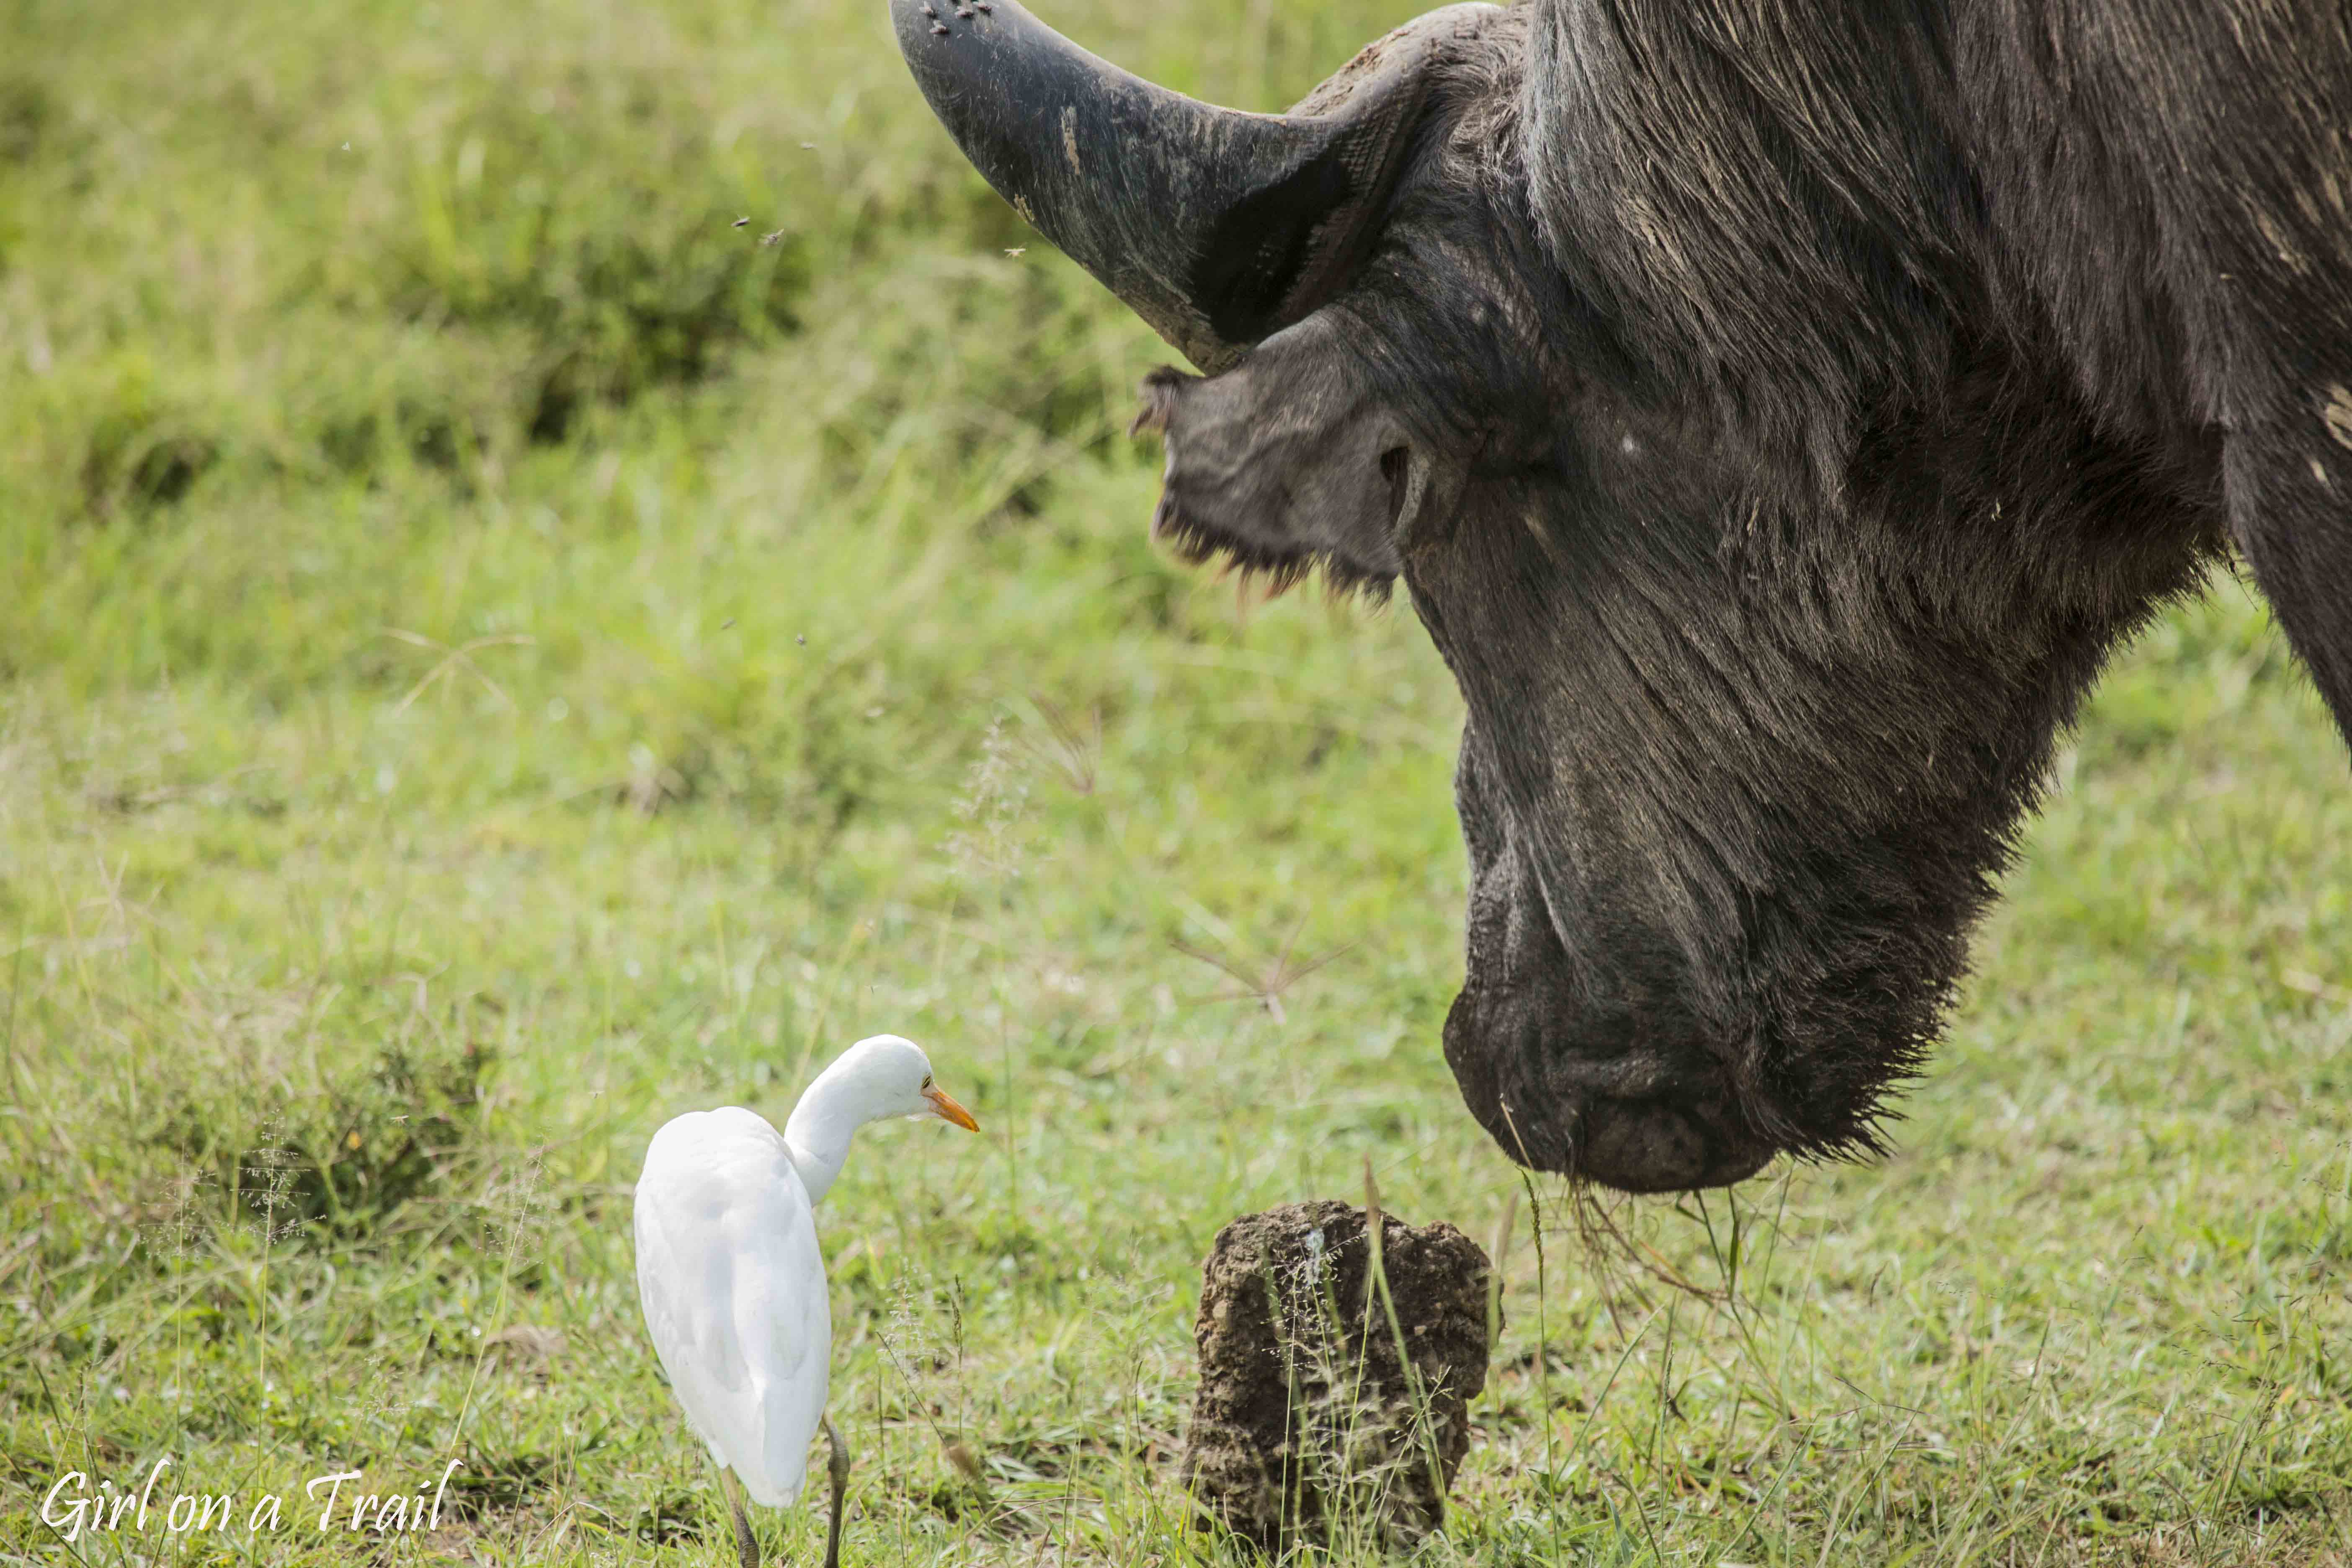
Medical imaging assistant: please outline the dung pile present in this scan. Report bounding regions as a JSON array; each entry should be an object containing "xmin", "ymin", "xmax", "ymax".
[{"xmin": 1180, "ymin": 1198, "xmax": 1499, "ymax": 1554}]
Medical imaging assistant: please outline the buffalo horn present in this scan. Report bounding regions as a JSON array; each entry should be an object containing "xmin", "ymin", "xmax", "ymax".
[{"xmin": 887, "ymin": 0, "xmax": 1468, "ymax": 371}]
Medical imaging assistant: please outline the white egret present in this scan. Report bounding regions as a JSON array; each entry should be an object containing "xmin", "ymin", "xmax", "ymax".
[{"xmin": 634, "ymin": 1034, "xmax": 980, "ymax": 1568}]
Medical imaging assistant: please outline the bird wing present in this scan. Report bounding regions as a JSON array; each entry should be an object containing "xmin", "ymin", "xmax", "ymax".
[{"xmin": 634, "ymin": 1108, "xmax": 832, "ymax": 1509}]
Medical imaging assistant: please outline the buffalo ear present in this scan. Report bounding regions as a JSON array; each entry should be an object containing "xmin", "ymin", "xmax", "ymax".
[{"xmin": 1131, "ymin": 315, "xmax": 1449, "ymax": 593}]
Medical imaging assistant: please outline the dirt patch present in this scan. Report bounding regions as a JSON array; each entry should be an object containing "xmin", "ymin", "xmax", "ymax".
[{"xmin": 1181, "ymin": 1198, "xmax": 1498, "ymax": 1554}]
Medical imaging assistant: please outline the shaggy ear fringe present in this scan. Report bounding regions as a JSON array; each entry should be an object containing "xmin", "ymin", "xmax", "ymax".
[{"xmin": 1148, "ymin": 507, "xmax": 1395, "ymax": 609}]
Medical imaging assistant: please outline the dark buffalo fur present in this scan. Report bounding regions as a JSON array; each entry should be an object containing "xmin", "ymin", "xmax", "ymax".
[{"xmin": 899, "ymin": 0, "xmax": 2352, "ymax": 1191}]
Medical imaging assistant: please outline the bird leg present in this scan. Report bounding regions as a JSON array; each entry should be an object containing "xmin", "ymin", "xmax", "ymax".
[
  {"xmin": 717, "ymin": 1465, "xmax": 760, "ymax": 1568},
  {"xmin": 821, "ymin": 1417, "xmax": 851, "ymax": 1568}
]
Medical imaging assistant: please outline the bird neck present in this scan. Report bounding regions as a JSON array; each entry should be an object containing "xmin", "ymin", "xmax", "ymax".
[{"xmin": 782, "ymin": 1078, "xmax": 876, "ymax": 1207}]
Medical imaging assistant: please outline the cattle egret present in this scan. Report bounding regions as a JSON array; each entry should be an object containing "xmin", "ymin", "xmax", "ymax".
[{"xmin": 634, "ymin": 1035, "xmax": 980, "ymax": 1568}]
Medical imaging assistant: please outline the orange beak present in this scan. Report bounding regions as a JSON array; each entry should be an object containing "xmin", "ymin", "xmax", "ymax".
[{"xmin": 923, "ymin": 1084, "xmax": 980, "ymax": 1132}]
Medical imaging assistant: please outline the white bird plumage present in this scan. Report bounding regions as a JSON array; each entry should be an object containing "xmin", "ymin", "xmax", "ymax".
[
  {"xmin": 634, "ymin": 1034, "xmax": 979, "ymax": 1568},
  {"xmin": 635, "ymin": 1107, "xmax": 830, "ymax": 1506}
]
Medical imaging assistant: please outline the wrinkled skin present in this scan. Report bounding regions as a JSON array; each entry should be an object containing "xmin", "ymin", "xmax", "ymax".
[{"xmin": 891, "ymin": 0, "xmax": 2352, "ymax": 1191}]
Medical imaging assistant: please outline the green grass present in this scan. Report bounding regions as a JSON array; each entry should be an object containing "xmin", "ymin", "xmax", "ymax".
[{"xmin": 3, "ymin": 0, "xmax": 2350, "ymax": 1562}]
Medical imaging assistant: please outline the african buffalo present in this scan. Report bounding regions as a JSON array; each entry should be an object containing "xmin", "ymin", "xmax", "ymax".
[{"xmin": 885, "ymin": 0, "xmax": 2352, "ymax": 1191}]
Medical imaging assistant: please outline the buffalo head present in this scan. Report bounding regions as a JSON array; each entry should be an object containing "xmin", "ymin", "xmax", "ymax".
[{"xmin": 888, "ymin": 0, "xmax": 2239, "ymax": 1190}]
